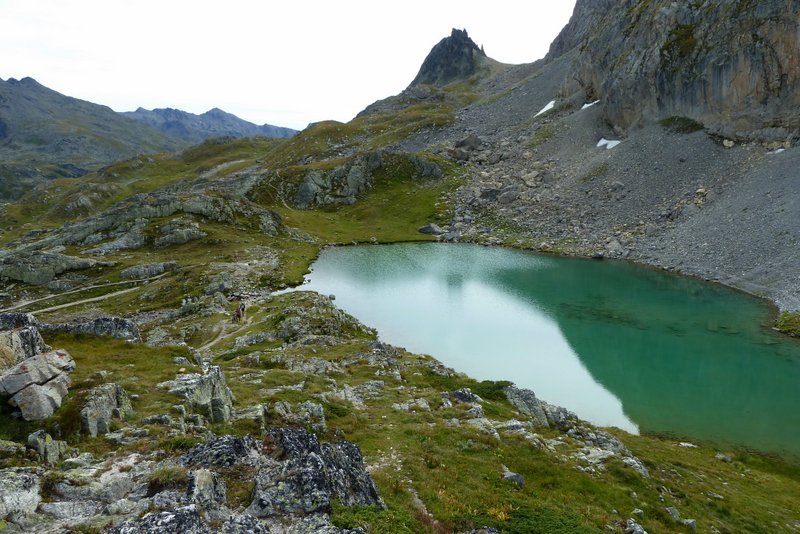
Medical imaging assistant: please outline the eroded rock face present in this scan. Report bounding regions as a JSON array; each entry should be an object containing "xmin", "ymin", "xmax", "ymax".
[
  {"xmin": 504, "ymin": 385, "xmax": 549, "ymax": 427},
  {"xmin": 552, "ymin": 0, "xmax": 800, "ymax": 136},
  {"xmin": 80, "ymin": 383, "xmax": 134, "ymax": 437}
]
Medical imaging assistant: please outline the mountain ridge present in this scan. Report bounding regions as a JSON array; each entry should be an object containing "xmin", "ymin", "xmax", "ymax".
[
  {"xmin": 0, "ymin": 77, "xmax": 296, "ymax": 202},
  {"xmin": 123, "ymin": 106, "xmax": 296, "ymax": 144}
]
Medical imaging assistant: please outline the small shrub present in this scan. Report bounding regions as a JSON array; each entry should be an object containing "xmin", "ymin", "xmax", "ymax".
[
  {"xmin": 472, "ymin": 380, "xmax": 513, "ymax": 401},
  {"xmin": 659, "ymin": 116, "xmax": 705, "ymax": 133},
  {"xmin": 776, "ymin": 311, "xmax": 800, "ymax": 336},
  {"xmin": 147, "ymin": 466, "xmax": 188, "ymax": 495}
]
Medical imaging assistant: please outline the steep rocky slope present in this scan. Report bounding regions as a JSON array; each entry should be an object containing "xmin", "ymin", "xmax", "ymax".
[
  {"xmin": 385, "ymin": 3, "xmax": 800, "ymax": 312},
  {"xmin": 551, "ymin": 0, "xmax": 800, "ymax": 139},
  {"xmin": 123, "ymin": 107, "xmax": 296, "ymax": 144}
]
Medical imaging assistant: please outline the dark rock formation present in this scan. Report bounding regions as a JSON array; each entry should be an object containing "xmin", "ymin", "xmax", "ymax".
[
  {"xmin": 0, "ymin": 313, "xmax": 38, "ymax": 331},
  {"xmin": 410, "ymin": 29, "xmax": 486, "ymax": 87},
  {"xmin": 41, "ymin": 317, "xmax": 142, "ymax": 342},
  {"xmin": 180, "ymin": 435, "xmax": 261, "ymax": 468},
  {"xmin": 248, "ymin": 428, "xmax": 382, "ymax": 518},
  {"xmin": 108, "ymin": 504, "xmax": 208, "ymax": 534},
  {"xmin": 0, "ymin": 324, "xmax": 51, "ymax": 370}
]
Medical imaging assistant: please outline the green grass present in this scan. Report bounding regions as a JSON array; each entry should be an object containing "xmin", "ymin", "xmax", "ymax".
[
  {"xmin": 659, "ymin": 116, "xmax": 705, "ymax": 133},
  {"xmin": 527, "ymin": 123, "xmax": 557, "ymax": 148}
]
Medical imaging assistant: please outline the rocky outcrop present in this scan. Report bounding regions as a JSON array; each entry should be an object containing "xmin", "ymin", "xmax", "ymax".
[
  {"xmin": 0, "ymin": 250, "xmax": 101, "ymax": 285},
  {"xmin": 276, "ymin": 292, "xmax": 375, "ymax": 343},
  {"xmin": 159, "ymin": 366, "xmax": 234, "ymax": 423},
  {"xmin": 0, "ymin": 468, "xmax": 41, "ymax": 518},
  {"xmin": 553, "ymin": 0, "xmax": 800, "ymax": 137},
  {"xmin": 26, "ymin": 430, "xmax": 68, "ymax": 465},
  {"xmin": 247, "ymin": 428, "xmax": 382, "ymax": 518},
  {"xmin": 108, "ymin": 504, "xmax": 208, "ymax": 534},
  {"xmin": 294, "ymin": 151, "xmax": 383, "ymax": 208},
  {"xmin": 154, "ymin": 218, "xmax": 206, "ymax": 248},
  {"xmin": 80, "ymin": 383, "xmax": 134, "ymax": 437},
  {"xmin": 121, "ymin": 261, "xmax": 178, "ymax": 280},
  {"xmin": 0, "ymin": 312, "xmax": 38, "ymax": 331},
  {"xmin": 505, "ymin": 385, "xmax": 577, "ymax": 430},
  {"xmin": 0, "ymin": 349, "xmax": 75, "ymax": 420},
  {"xmin": 180, "ymin": 435, "xmax": 260, "ymax": 468},
  {"xmin": 410, "ymin": 28, "xmax": 486, "ymax": 87},
  {"xmin": 6, "ymin": 192, "xmax": 282, "ymax": 263},
  {"xmin": 40, "ymin": 316, "xmax": 142, "ymax": 342}
]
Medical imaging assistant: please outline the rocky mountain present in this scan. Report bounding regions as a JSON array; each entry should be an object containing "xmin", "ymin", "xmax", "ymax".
[
  {"xmin": 0, "ymin": 5, "xmax": 799, "ymax": 533},
  {"xmin": 0, "ymin": 77, "xmax": 187, "ymax": 201},
  {"xmin": 123, "ymin": 107, "xmax": 297, "ymax": 144},
  {"xmin": 410, "ymin": 28, "xmax": 487, "ymax": 87}
]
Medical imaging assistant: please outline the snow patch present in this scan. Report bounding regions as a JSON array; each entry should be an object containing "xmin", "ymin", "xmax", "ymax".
[
  {"xmin": 768, "ymin": 148, "xmax": 785, "ymax": 155},
  {"xmin": 581, "ymin": 100, "xmax": 600, "ymax": 110},
  {"xmin": 597, "ymin": 138, "xmax": 621, "ymax": 150},
  {"xmin": 535, "ymin": 100, "xmax": 556, "ymax": 117}
]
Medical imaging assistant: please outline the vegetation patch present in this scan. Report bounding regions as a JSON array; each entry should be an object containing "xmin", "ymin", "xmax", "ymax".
[
  {"xmin": 659, "ymin": 115, "xmax": 705, "ymax": 133},
  {"xmin": 776, "ymin": 311, "xmax": 800, "ymax": 336}
]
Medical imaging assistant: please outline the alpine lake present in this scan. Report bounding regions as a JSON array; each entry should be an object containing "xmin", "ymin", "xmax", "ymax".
[{"xmin": 290, "ymin": 242, "xmax": 800, "ymax": 458}]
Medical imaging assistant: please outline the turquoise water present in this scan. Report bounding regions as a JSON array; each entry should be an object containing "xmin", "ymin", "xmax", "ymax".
[{"xmin": 296, "ymin": 243, "xmax": 800, "ymax": 457}]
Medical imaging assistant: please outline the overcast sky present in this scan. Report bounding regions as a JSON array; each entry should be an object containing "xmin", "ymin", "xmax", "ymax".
[{"xmin": 2, "ymin": 1, "xmax": 576, "ymax": 130}]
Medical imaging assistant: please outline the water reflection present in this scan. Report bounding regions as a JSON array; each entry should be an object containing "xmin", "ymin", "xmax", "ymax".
[{"xmin": 295, "ymin": 243, "xmax": 800, "ymax": 456}]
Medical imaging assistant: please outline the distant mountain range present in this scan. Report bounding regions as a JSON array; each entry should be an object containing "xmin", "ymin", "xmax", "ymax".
[
  {"xmin": 123, "ymin": 107, "xmax": 296, "ymax": 144},
  {"xmin": 0, "ymin": 77, "xmax": 296, "ymax": 201}
]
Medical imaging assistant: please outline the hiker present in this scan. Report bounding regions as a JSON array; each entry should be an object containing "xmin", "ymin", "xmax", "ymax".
[{"xmin": 232, "ymin": 301, "xmax": 244, "ymax": 323}]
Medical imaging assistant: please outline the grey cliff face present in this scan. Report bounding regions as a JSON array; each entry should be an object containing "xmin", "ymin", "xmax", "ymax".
[
  {"xmin": 552, "ymin": 0, "xmax": 800, "ymax": 137},
  {"xmin": 410, "ymin": 28, "xmax": 487, "ymax": 87}
]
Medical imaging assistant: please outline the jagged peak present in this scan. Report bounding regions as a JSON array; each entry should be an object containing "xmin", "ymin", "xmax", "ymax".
[{"xmin": 409, "ymin": 28, "xmax": 486, "ymax": 87}]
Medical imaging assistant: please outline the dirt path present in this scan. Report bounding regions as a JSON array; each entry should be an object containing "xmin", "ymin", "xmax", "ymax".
[
  {"xmin": 0, "ymin": 273, "xmax": 170, "ymax": 313},
  {"xmin": 25, "ymin": 286, "xmax": 142, "ymax": 315},
  {"xmin": 197, "ymin": 313, "xmax": 254, "ymax": 352}
]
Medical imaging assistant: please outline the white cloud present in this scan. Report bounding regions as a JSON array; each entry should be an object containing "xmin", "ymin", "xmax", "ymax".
[{"xmin": 1, "ymin": 0, "xmax": 576, "ymax": 129}]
